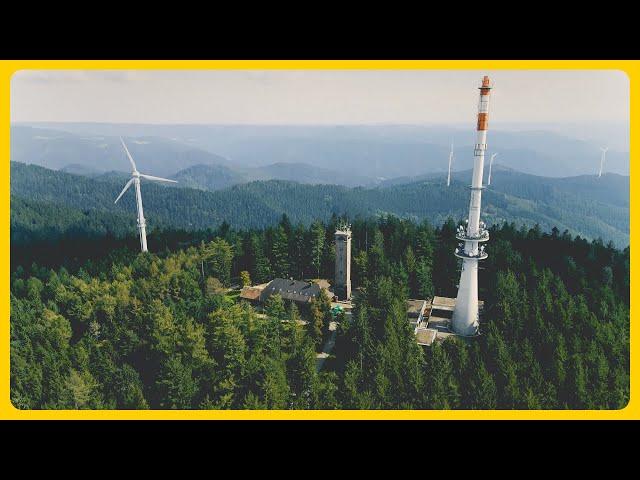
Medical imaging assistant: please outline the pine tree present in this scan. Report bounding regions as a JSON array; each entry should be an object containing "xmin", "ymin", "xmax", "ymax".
[
  {"xmin": 404, "ymin": 245, "xmax": 417, "ymax": 296},
  {"xmin": 415, "ymin": 258, "xmax": 434, "ymax": 299},
  {"xmin": 316, "ymin": 289, "xmax": 333, "ymax": 337},
  {"xmin": 260, "ymin": 357, "xmax": 290, "ymax": 409},
  {"xmin": 308, "ymin": 297, "xmax": 324, "ymax": 349},
  {"xmin": 287, "ymin": 338, "xmax": 319, "ymax": 409},
  {"xmin": 156, "ymin": 356, "xmax": 198, "ymax": 409},
  {"xmin": 468, "ymin": 362, "xmax": 497, "ymax": 409},
  {"xmin": 271, "ymin": 226, "xmax": 290, "ymax": 278},
  {"xmin": 202, "ymin": 238, "xmax": 234, "ymax": 286},
  {"xmin": 249, "ymin": 234, "xmax": 272, "ymax": 284},
  {"xmin": 309, "ymin": 221, "xmax": 325, "ymax": 279},
  {"xmin": 265, "ymin": 293, "xmax": 286, "ymax": 321},
  {"xmin": 240, "ymin": 270, "xmax": 251, "ymax": 287},
  {"xmin": 426, "ymin": 343, "xmax": 460, "ymax": 409}
]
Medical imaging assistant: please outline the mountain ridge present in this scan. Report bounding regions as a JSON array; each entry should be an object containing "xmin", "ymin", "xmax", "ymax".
[
  {"xmin": 12, "ymin": 123, "xmax": 630, "ymax": 178},
  {"xmin": 10, "ymin": 162, "xmax": 629, "ymax": 248}
]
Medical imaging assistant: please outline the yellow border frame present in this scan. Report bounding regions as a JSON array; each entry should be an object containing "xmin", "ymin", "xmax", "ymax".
[{"xmin": 1, "ymin": 59, "xmax": 635, "ymax": 419}]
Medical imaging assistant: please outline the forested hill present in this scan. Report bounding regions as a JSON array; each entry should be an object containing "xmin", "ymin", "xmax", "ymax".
[
  {"xmin": 10, "ymin": 216, "xmax": 629, "ymax": 409},
  {"xmin": 11, "ymin": 162, "xmax": 629, "ymax": 248}
]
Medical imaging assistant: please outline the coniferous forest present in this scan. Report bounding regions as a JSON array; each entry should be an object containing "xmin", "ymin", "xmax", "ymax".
[{"xmin": 10, "ymin": 213, "xmax": 629, "ymax": 410}]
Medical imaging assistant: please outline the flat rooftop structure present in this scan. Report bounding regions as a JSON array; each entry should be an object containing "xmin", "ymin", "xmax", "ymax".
[
  {"xmin": 427, "ymin": 316, "xmax": 451, "ymax": 332},
  {"xmin": 407, "ymin": 299, "xmax": 427, "ymax": 318},
  {"xmin": 431, "ymin": 296, "xmax": 457, "ymax": 311},
  {"xmin": 431, "ymin": 296, "xmax": 484, "ymax": 312},
  {"xmin": 416, "ymin": 296, "xmax": 484, "ymax": 345},
  {"xmin": 415, "ymin": 328, "xmax": 438, "ymax": 346}
]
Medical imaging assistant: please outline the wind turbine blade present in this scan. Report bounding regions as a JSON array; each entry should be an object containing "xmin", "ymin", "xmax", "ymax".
[
  {"xmin": 139, "ymin": 174, "xmax": 178, "ymax": 183},
  {"xmin": 114, "ymin": 178, "xmax": 134, "ymax": 204},
  {"xmin": 119, "ymin": 137, "xmax": 138, "ymax": 172}
]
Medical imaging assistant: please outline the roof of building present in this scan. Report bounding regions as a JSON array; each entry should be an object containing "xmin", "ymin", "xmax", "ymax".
[
  {"xmin": 239, "ymin": 286, "xmax": 263, "ymax": 301},
  {"xmin": 311, "ymin": 279, "xmax": 332, "ymax": 292},
  {"xmin": 260, "ymin": 278, "xmax": 322, "ymax": 304},
  {"xmin": 431, "ymin": 296, "xmax": 485, "ymax": 312},
  {"xmin": 431, "ymin": 296, "xmax": 457, "ymax": 310},
  {"xmin": 416, "ymin": 328, "xmax": 438, "ymax": 346},
  {"xmin": 427, "ymin": 315, "xmax": 451, "ymax": 332},
  {"xmin": 406, "ymin": 299, "xmax": 427, "ymax": 318}
]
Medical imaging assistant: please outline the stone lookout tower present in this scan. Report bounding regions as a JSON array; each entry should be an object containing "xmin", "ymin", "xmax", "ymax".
[{"xmin": 334, "ymin": 224, "xmax": 352, "ymax": 300}]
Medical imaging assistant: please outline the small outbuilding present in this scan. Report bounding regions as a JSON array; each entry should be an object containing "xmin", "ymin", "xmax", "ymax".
[
  {"xmin": 406, "ymin": 299, "xmax": 429, "ymax": 329},
  {"xmin": 239, "ymin": 286, "xmax": 263, "ymax": 304}
]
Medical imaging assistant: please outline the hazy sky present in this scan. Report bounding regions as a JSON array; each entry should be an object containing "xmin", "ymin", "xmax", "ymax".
[{"xmin": 11, "ymin": 69, "xmax": 629, "ymax": 127}]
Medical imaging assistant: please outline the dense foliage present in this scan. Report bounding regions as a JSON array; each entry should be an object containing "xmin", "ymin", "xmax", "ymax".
[
  {"xmin": 11, "ymin": 162, "xmax": 629, "ymax": 250},
  {"xmin": 10, "ymin": 214, "xmax": 629, "ymax": 410}
]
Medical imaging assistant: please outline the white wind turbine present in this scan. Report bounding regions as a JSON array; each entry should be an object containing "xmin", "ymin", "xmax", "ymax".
[
  {"xmin": 114, "ymin": 137, "xmax": 177, "ymax": 252},
  {"xmin": 487, "ymin": 152, "xmax": 498, "ymax": 186},
  {"xmin": 598, "ymin": 147, "xmax": 608, "ymax": 178},
  {"xmin": 447, "ymin": 143, "xmax": 454, "ymax": 187}
]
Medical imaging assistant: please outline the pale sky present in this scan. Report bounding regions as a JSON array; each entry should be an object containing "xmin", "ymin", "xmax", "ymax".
[{"xmin": 10, "ymin": 69, "xmax": 629, "ymax": 127}]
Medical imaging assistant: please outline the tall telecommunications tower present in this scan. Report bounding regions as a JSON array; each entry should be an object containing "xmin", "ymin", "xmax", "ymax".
[{"xmin": 451, "ymin": 76, "xmax": 493, "ymax": 336}]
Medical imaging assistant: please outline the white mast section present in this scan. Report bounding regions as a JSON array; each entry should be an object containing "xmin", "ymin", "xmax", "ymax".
[{"xmin": 451, "ymin": 76, "xmax": 493, "ymax": 337}]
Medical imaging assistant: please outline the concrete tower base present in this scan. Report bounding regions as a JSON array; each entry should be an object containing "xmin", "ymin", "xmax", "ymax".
[{"xmin": 451, "ymin": 258, "xmax": 479, "ymax": 336}]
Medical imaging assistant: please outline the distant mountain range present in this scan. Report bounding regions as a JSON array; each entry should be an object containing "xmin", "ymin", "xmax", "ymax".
[
  {"xmin": 10, "ymin": 162, "xmax": 629, "ymax": 248},
  {"xmin": 170, "ymin": 162, "xmax": 376, "ymax": 190},
  {"xmin": 10, "ymin": 126, "xmax": 231, "ymax": 177},
  {"xmin": 12, "ymin": 123, "xmax": 629, "ymax": 181}
]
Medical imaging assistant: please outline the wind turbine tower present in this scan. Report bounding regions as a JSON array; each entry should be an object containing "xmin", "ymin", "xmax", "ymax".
[
  {"xmin": 599, "ymin": 147, "xmax": 608, "ymax": 178},
  {"xmin": 447, "ymin": 143, "xmax": 454, "ymax": 187},
  {"xmin": 451, "ymin": 76, "xmax": 493, "ymax": 337},
  {"xmin": 487, "ymin": 152, "xmax": 498, "ymax": 186},
  {"xmin": 114, "ymin": 137, "xmax": 178, "ymax": 252}
]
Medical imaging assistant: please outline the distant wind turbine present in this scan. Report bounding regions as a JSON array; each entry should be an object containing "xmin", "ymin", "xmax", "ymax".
[
  {"xmin": 447, "ymin": 143, "xmax": 454, "ymax": 187},
  {"xmin": 488, "ymin": 152, "xmax": 498, "ymax": 186},
  {"xmin": 114, "ymin": 137, "xmax": 177, "ymax": 252},
  {"xmin": 598, "ymin": 147, "xmax": 608, "ymax": 178}
]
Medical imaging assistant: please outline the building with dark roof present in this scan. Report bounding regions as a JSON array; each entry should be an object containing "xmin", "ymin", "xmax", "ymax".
[{"xmin": 259, "ymin": 278, "xmax": 324, "ymax": 305}]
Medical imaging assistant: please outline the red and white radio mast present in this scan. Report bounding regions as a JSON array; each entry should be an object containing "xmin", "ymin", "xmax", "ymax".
[{"xmin": 451, "ymin": 76, "xmax": 492, "ymax": 336}]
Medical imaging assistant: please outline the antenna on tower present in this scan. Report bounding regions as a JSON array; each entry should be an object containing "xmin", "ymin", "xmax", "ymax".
[
  {"xmin": 488, "ymin": 153, "xmax": 498, "ymax": 186},
  {"xmin": 598, "ymin": 147, "xmax": 608, "ymax": 178},
  {"xmin": 447, "ymin": 143, "xmax": 454, "ymax": 187},
  {"xmin": 336, "ymin": 220, "xmax": 351, "ymax": 233}
]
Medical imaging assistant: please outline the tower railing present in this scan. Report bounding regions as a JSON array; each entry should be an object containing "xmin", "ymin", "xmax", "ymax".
[
  {"xmin": 456, "ymin": 229, "xmax": 490, "ymax": 242},
  {"xmin": 454, "ymin": 248, "xmax": 488, "ymax": 260}
]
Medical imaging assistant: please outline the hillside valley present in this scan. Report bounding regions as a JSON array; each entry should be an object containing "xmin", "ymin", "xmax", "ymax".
[{"xmin": 10, "ymin": 162, "xmax": 629, "ymax": 250}]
